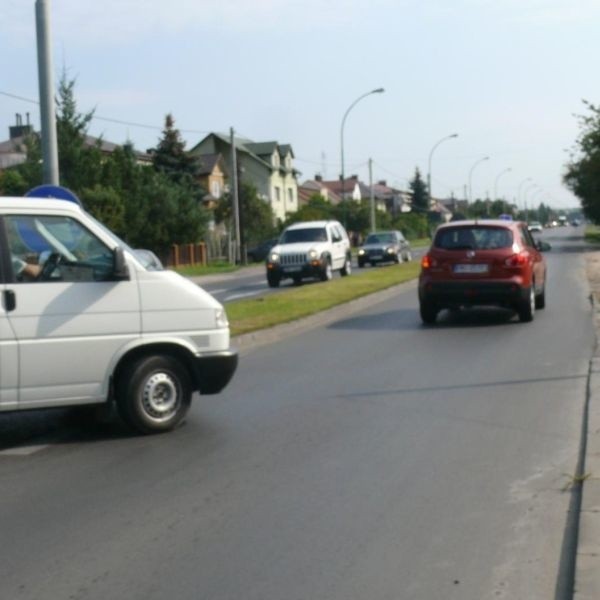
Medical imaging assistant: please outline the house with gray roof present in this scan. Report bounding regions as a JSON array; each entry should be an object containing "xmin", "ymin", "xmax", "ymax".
[{"xmin": 190, "ymin": 133, "xmax": 299, "ymax": 223}]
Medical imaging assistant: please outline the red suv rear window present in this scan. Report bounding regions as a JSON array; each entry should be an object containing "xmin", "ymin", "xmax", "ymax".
[{"xmin": 434, "ymin": 226, "xmax": 513, "ymax": 251}]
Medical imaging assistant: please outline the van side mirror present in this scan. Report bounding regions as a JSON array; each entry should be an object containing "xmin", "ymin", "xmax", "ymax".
[{"xmin": 113, "ymin": 247, "xmax": 130, "ymax": 280}]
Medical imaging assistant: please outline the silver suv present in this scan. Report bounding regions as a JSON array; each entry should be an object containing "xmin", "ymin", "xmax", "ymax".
[{"xmin": 266, "ymin": 220, "xmax": 352, "ymax": 287}]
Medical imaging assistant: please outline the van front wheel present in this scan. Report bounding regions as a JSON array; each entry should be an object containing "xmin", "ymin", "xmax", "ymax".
[{"xmin": 116, "ymin": 355, "xmax": 192, "ymax": 434}]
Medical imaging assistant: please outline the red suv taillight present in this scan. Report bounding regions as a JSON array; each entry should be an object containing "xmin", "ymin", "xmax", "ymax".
[
  {"xmin": 504, "ymin": 252, "xmax": 528, "ymax": 268},
  {"xmin": 421, "ymin": 255, "xmax": 434, "ymax": 269}
]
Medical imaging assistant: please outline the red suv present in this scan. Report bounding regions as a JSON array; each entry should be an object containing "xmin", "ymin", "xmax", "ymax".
[{"xmin": 418, "ymin": 220, "xmax": 549, "ymax": 324}]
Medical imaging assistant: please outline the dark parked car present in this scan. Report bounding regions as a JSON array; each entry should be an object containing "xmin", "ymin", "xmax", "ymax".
[
  {"xmin": 357, "ymin": 230, "xmax": 411, "ymax": 267},
  {"xmin": 418, "ymin": 219, "xmax": 549, "ymax": 324},
  {"xmin": 247, "ymin": 238, "xmax": 279, "ymax": 262}
]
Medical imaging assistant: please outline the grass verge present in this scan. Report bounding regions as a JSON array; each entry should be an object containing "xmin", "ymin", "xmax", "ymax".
[
  {"xmin": 227, "ymin": 261, "xmax": 421, "ymax": 336},
  {"xmin": 585, "ymin": 225, "xmax": 600, "ymax": 244}
]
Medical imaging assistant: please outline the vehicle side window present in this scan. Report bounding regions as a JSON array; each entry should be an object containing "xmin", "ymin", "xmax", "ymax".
[
  {"xmin": 331, "ymin": 226, "xmax": 342, "ymax": 242},
  {"xmin": 5, "ymin": 214, "xmax": 114, "ymax": 283}
]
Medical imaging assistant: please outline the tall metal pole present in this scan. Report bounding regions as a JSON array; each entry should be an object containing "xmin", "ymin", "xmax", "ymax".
[
  {"xmin": 369, "ymin": 158, "xmax": 375, "ymax": 232},
  {"xmin": 35, "ymin": 0, "xmax": 59, "ymax": 184},
  {"xmin": 493, "ymin": 167, "xmax": 512, "ymax": 202},
  {"xmin": 517, "ymin": 177, "xmax": 532, "ymax": 210},
  {"xmin": 340, "ymin": 87, "xmax": 384, "ymax": 228},
  {"xmin": 468, "ymin": 156, "xmax": 489, "ymax": 202},
  {"xmin": 427, "ymin": 133, "xmax": 458, "ymax": 207},
  {"xmin": 230, "ymin": 127, "xmax": 241, "ymax": 264}
]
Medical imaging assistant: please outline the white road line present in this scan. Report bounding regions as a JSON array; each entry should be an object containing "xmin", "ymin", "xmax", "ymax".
[{"xmin": 224, "ymin": 291, "xmax": 262, "ymax": 302}]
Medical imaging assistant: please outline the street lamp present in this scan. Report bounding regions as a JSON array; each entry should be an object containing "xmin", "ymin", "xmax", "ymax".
[
  {"xmin": 517, "ymin": 177, "xmax": 532, "ymax": 209},
  {"xmin": 427, "ymin": 133, "xmax": 458, "ymax": 207},
  {"xmin": 468, "ymin": 156, "xmax": 489, "ymax": 202},
  {"xmin": 493, "ymin": 167, "xmax": 512, "ymax": 202},
  {"xmin": 340, "ymin": 87, "xmax": 385, "ymax": 227}
]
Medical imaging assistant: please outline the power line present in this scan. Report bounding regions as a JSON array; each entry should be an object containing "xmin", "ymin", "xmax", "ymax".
[{"xmin": 0, "ymin": 89, "xmax": 211, "ymax": 135}]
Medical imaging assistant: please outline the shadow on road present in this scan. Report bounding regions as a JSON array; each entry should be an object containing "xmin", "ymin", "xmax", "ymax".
[{"xmin": 329, "ymin": 306, "xmax": 520, "ymax": 331}]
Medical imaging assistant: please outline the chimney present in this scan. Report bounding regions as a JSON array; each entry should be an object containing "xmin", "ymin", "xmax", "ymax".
[
  {"xmin": 378, "ymin": 180, "xmax": 387, "ymax": 186},
  {"xmin": 350, "ymin": 174, "xmax": 358, "ymax": 181},
  {"xmin": 10, "ymin": 113, "xmax": 34, "ymax": 140},
  {"xmin": 315, "ymin": 174, "xmax": 322, "ymax": 182}
]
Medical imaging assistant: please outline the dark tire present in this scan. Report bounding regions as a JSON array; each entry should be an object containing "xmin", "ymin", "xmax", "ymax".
[
  {"xmin": 518, "ymin": 286, "xmax": 535, "ymax": 322},
  {"xmin": 292, "ymin": 275, "xmax": 302, "ymax": 285},
  {"xmin": 341, "ymin": 256, "xmax": 352, "ymax": 277},
  {"xmin": 358, "ymin": 260, "xmax": 365, "ymax": 268},
  {"xmin": 320, "ymin": 259, "xmax": 333, "ymax": 282},
  {"xmin": 267, "ymin": 272, "xmax": 280, "ymax": 288},
  {"xmin": 420, "ymin": 300, "xmax": 438, "ymax": 324},
  {"xmin": 116, "ymin": 355, "xmax": 192, "ymax": 434},
  {"xmin": 402, "ymin": 251, "xmax": 412, "ymax": 262},
  {"xmin": 535, "ymin": 282, "xmax": 546, "ymax": 309}
]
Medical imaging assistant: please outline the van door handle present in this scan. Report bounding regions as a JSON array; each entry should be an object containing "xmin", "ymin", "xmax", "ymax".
[{"xmin": 3, "ymin": 290, "xmax": 16, "ymax": 312}]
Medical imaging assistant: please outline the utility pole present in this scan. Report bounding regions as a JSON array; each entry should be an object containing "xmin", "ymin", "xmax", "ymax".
[
  {"xmin": 35, "ymin": 0, "xmax": 59, "ymax": 184},
  {"xmin": 369, "ymin": 158, "xmax": 376, "ymax": 232},
  {"xmin": 230, "ymin": 127, "xmax": 241, "ymax": 264}
]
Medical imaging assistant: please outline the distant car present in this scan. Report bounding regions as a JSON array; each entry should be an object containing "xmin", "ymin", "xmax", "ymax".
[
  {"xmin": 571, "ymin": 219, "xmax": 581, "ymax": 226},
  {"xmin": 357, "ymin": 230, "xmax": 412, "ymax": 267},
  {"xmin": 247, "ymin": 238, "xmax": 279, "ymax": 263},
  {"xmin": 418, "ymin": 219, "xmax": 549, "ymax": 324},
  {"xmin": 528, "ymin": 221, "xmax": 543, "ymax": 233}
]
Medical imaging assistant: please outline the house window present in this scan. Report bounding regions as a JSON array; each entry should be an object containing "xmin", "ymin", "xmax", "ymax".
[
  {"xmin": 288, "ymin": 188, "xmax": 294, "ymax": 205},
  {"xmin": 211, "ymin": 181, "xmax": 221, "ymax": 198},
  {"xmin": 274, "ymin": 186, "xmax": 281, "ymax": 202},
  {"xmin": 285, "ymin": 155, "xmax": 291, "ymax": 169},
  {"xmin": 273, "ymin": 153, "xmax": 280, "ymax": 168}
]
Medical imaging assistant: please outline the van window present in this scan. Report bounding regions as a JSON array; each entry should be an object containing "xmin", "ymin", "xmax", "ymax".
[{"xmin": 5, "ymin": 214, "xmax": 114, "ymax": 283}]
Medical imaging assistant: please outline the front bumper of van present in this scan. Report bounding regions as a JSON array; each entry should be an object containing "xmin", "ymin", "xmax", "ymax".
[{"xmin": 192, "ymin": 349, "xmax": 238, "ymax": 394}]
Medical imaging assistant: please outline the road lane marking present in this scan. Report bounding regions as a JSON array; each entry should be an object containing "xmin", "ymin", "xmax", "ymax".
[{"xmin": 224, "ymin": 291, "xmax": 263, "ymax": 302}]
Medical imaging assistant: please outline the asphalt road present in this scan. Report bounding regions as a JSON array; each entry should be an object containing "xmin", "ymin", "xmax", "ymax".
[{"xmin": 0, "ymin": 226, "xmax": 593, "ymax": 600}]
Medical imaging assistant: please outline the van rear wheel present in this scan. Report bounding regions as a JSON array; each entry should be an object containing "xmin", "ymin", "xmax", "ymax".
[{"xmin": 116, "ymin": 355, "xmax": 192, "ymax": 434}]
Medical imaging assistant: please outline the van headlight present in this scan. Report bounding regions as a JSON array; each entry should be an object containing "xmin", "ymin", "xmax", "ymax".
[
  {"xmin": 308, "ymin": 248, "xmax": 319, "ymax": 260},
  {"xmin": 215, "ymin": 308, "xmax": 229, "ymax": 328},
  {"xmin": 269, "ymin": 252, "xmax": 280, "ymax": 263}
]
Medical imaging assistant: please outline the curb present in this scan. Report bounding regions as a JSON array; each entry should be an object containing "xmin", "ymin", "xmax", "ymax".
[{"xmin": 575, "ymin": 251, "xmax": 600, "ymax": 598}]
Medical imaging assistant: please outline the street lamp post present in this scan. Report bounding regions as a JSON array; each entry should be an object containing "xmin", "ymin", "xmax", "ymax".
[
  {"xmin": 340, "ymin": 87, "xmax": 385, "ymax": 228},
  {"xmin": 493, "ymin": 167, "xmax": 512, "ymax": 202},
  {"xmin": 468, "ymin": 156, "xmax": 489, "ymax": 202},
  {"xmin": 427, "ymin": 133, "xmax": 458, "ymax": 207},
  {"xmin": 517, "ymin": 177, "xmax": 532, "ymax": 210}
]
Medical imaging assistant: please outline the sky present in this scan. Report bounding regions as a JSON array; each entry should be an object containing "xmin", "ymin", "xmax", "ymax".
[{"xmin": 1, "ymin": 0, "xmax": 599, "ymax": 209}]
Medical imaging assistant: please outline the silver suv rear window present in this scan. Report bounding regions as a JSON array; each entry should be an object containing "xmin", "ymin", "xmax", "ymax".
[{"xmin": 434, "ymin": 226, "xmax": 513, "ymax": 250}]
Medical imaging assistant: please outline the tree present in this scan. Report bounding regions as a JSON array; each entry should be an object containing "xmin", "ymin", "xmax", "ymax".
[
  {"xmin": 409, "ymin": 168, "xmax": 429, "ymax": 212},
  {"xmin": 284, "ymin": 195, "xmax": 334, "ymax": 225},
  {"xmin": 148, "ymin": 114, "xmax": 200, "ymax": 186},
  {"xmin": 55, "ymin": 73, "xmax": 103, "ymax": 191},
  {"xmin": 564, "ymin": 100, "xmax": 600, "ymax": 222},
  {"xmin": 215, "ymin": 183, "xmax": 276, "ymax": 246}
]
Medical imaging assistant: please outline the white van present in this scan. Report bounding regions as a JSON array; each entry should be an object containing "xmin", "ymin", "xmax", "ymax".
[{"xmin": 0, "ymin": 196, "xmax": 237, "ymax": 433}]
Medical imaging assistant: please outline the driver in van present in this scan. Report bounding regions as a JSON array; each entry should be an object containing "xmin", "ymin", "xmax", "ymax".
[{"xmin": 11, "ymin": 255, "xmax": 41, "ymax": 281}]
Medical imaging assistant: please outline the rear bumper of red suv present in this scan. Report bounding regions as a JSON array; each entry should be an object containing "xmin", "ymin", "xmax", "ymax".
[{"xmin": 419, "ymin": 279, "xmax": 529, "ymax": 309}]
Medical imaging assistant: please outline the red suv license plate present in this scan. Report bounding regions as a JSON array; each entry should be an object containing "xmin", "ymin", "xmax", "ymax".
[{"xmin": 454, "ymin": 264, "xmax": 489, "ymax": 274}]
